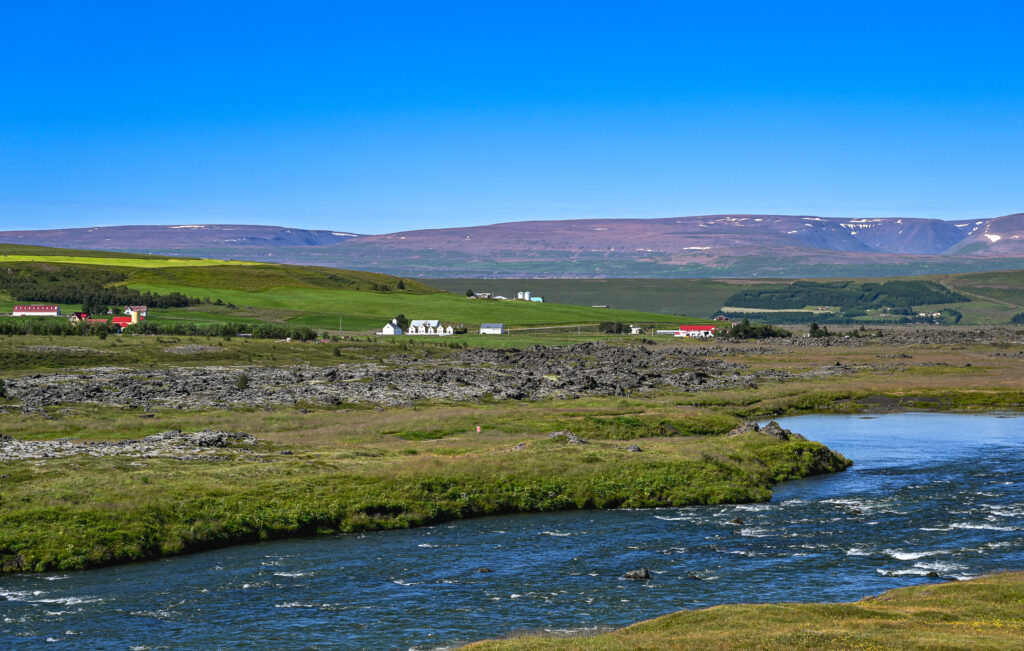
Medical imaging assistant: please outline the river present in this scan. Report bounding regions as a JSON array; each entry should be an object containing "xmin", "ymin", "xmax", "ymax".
[{"xmin": 2, "ymin": 412, "xmax": 1023, "ymax": 649}]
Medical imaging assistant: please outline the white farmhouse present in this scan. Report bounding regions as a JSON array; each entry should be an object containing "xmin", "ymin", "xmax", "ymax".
[
  {"xmin": 407, "ymin": 319, "xmax": 454, "ymax": 336},
  {"xmin": 479, "ymin": 323, "xmax": 506, "ymax": 335},
  {"xmin": 379, "ymin": 319, "xmax": 403, "ymax": 336}
]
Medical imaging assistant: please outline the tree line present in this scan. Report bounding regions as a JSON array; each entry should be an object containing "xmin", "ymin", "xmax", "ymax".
[
  {"xmin": 0, "ymin": 316, "xmax": 320, "ymax": 341},
  {"xmin": 724, "ymin": 280, "xmax": 968, "ymax": 312},
  {"xmin": 0, "ymin": 264, "xmax": 199, "ymax": 311}
]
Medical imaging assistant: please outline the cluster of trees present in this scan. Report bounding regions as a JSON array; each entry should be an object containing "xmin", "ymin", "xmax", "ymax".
[
  {"xmin": 132, "ymin": 321, "xmax": 320, "ymax": 340},
  {"xmin": 725, "ymin": 280, "xmax": 968, "ymax": 312},
  {"xmin": 0, "ymin": 264, "xmax": 198, "ymax": 310},
  {"xmin": 599, "ymin": 321, "xmax": 628, "ymax": 334},
  {"xmin": 1012, "ymin": 312, "xmax": 1024, "ymax": 324},
  {"xmin": 0, "ymin": 316, "xmax": 321, "ymax": 341},
  {"xmin": 715, "ymin": 309, "xmax": 962, "ymax": 326},
  {"xmin": 0, "ymin": 317, "xmax": 120, "ymax": 337},
  {"xmin": 722, "ymin": 318, "xmax": 792, "ymax": 339},
  {"xmin": 808, "ymin": 322, "xmax": 831, "ymax": 337}
]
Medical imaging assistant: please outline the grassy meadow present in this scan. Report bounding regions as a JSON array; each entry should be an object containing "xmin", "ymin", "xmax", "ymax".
[
  {"xmin": 428, "ymin": 270, "xmax": 1024, "ymax": 324},
  {"xmin": 0, "ymin": 396, "xmax": 849, "ymax": 573},
  {"xmin": 468, "ymin": 570, "xmax": 1024, "ymax": 650}
]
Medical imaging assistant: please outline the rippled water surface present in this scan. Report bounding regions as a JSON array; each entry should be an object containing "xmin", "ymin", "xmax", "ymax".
[{"xmin": 2, "ymin": 413, "xmax": 1023, "ymax": 649}]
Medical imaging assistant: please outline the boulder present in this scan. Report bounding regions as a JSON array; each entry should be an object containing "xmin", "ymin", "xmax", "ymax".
[
  {"xmin": 548, "ymin": 431, "xmax": 588, "ymax": 445},
  {"xmin": 622, "ymin": 568, "xmax": 651, "ymax": 580}
]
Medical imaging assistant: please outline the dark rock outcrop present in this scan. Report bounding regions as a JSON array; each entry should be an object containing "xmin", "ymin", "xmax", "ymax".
[{"xmin": 622, "ymin": 568, "xmax": 651, "ymax": 580}]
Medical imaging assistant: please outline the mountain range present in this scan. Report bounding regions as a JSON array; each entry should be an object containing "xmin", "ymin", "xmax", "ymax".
[{"xmin": 3, "ymin": 214, "xmax": 1024, "ymax": 278}]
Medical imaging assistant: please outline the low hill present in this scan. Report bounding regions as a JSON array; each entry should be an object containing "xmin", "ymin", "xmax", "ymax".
[{"xmin": 0, "ymin": 245, "xmax": 689, "ymax": 333}]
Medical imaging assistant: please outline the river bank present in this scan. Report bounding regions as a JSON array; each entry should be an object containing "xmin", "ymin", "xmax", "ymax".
[
  {"xmin": 2, "ymin": 412, "xmax": 1022, "ymax": 649},
  {"xmin": 467, "ymin": 571, "xmax": 1024, "ymax": 650},
  {"xmin": 0, "ymin": 421, "xmax": 848, "ymax": 574}
]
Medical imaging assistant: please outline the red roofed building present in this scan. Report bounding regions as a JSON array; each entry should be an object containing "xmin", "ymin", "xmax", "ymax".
[
  {"xmin": 675, "ymin": 325, "xmax": 718, "ymax": 338},
  {"xmin": 12, "ymin": 305, "xmax": 61, "ymax": 317}
]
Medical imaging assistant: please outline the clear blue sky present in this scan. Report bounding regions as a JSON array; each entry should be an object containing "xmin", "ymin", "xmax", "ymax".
[{"xmin": 2, "ymin": 1, "xmax": 1022, "ymax": 233}]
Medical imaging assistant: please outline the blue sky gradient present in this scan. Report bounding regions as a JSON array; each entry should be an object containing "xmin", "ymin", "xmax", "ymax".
[{"xmin": 2, "ymin": 1, "xmax": 1022, "ymax": 233}]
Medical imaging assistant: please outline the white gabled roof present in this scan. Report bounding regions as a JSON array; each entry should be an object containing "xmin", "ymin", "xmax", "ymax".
[{"xmin": 409, "ymin": 319, "xmax": 440, "ymax": 327}]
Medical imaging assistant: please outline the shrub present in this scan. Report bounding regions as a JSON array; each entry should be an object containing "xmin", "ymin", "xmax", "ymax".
[{"xmin": 599, "ymin": 321, "xmax": 626, "ymax": 334}]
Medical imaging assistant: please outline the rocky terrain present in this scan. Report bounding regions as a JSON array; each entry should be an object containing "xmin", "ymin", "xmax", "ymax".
[
  {"xmin": 0, "ymin": 430, "xmax": 262, "ymax": 462},
  {"xmin": 3, "ymin": 341, "xmax": 859, "ymax": 410},
  {"xmin": 3, "ymin": 331, "xmax": 1015, "ymax": 412}
]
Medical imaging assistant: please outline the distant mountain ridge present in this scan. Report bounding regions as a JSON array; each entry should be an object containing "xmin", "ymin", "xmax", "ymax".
[
  {"xmin": 3, "ymin": 214, "xmax": 1024, "ymax": 278},
  {"xmin": 0, "ymin": 224, "xmax": 358, "ymax": 250}
]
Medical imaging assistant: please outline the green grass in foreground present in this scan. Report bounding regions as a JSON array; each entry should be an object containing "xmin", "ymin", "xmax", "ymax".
[
  {"xmin": 468, "ymin": 571, "xmax": 1024, "ymax": 650},
  {"xmin": 0, "ymin": 418, "xmax": 848, "ymax": 573}
]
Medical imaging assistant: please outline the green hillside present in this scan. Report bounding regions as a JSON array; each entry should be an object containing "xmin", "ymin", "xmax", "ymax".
[
  {"xmin": 429, "ymin": 270, "xmax": 1024, "ymax": 325},
  {"xmin": 0, "ymin": 244, "xmax": 692, "ymax": 333},
  {"xmin": 425, "ymin": 278, "xmax": 786, "ymax": 318}
]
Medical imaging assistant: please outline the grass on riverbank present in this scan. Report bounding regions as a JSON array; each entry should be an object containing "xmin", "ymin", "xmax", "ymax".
[
  {"xmin": 0, "ymin": 427, "xmax": 848, "ymax": 573},
  {"xmin": 468, "ymin": 570, "xmax": 1024, "ymax": 650}
]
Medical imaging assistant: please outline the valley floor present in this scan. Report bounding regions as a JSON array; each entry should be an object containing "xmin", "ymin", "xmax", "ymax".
[{"xmin": 1, "ymin": 327, "xmax": 1023, "ymax": 574}]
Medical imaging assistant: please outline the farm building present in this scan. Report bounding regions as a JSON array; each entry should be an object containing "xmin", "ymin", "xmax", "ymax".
[
  {"xmin": 124, "ymin": 305, "xmax": 148, "ymax": 318},
  {"xmin": 379, "ymin": 320, "xmax": 403, "ymax": 336},
  {"xmin": 12, "ymin": 305, "xmax": 61, "ymax": 317},
  {"xmin": 479, "ymin": 323, "xmax": 506, "ymax": 335},
  {"xmin": 408, "ymin": 319, "xmax": 454, "ymax": 336},
  {"xmin": 675, "ymin": 325, "xmax": 717, "ymax": 338},
  {"xmin": 68, "ymin": 312, "xmax": 90, "ymax": 323},
  {"xmin": 629, "ymin": 325, "xmax": 643, "ymax": 335}
]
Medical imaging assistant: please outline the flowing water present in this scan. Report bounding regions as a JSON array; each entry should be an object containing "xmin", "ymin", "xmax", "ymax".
[{"xmin": 2, "ymin": 412, "xmax": 1023, "ymax": 649}]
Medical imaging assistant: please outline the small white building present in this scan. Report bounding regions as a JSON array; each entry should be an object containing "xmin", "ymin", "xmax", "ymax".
[
  {"xmin": 12, "ymin": 305, "xmax": 61, "ymax": 317},
  {"xmin": 517, "ymin": 291, "xmax": 532, "ymax": 301},
  {"xmin": 479, "ymin": 323, "xmax": 506, "ymax": 335},
  {"xmin": 380, "ymin": 320, "xmax": 403, "ymax": 336},
  {"xmin": 124, "ymin": 305, "xmax": 148, "ymax": 318},
  {"xmin": 629, "ymin": 325, "xmax": 643, "ymax": 335}
]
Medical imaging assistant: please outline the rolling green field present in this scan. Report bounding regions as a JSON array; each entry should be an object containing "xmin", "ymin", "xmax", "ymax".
[
  {"xmin": 425, "ymin": 278, "xmax": 786, "ymax": 318},
  {"xmin": 125, "ymin": 282, "xmax": 687, "ymax": 330},
  {"xmin": 429, "ymin": 270, "xmax": 1024, "ymax": 324},
  {"xmin": 0, "ymin": 254, "xmax": 260, "ymax": 268},
  {"xmin": 0, "ymin": 245, "xmax": 695, "ymax": 332}
]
